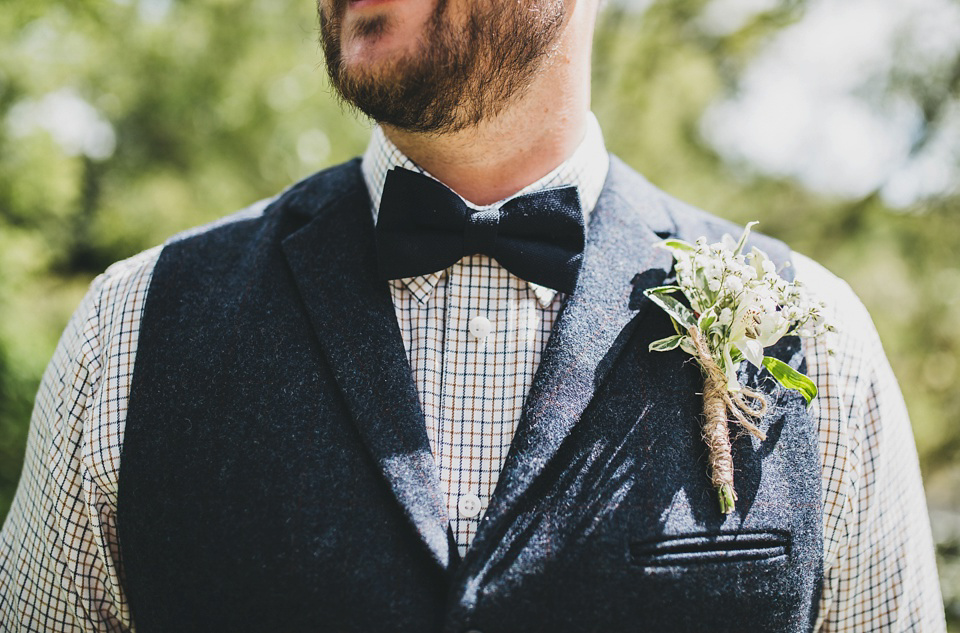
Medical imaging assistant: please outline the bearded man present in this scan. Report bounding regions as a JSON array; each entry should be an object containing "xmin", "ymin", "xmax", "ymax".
[{"xmin": 0, "ymin": 0, "xmax": 946, "ymax": 631}]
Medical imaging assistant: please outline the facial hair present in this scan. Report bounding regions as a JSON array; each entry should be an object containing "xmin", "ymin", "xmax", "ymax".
[{"xmin": 318, "ymin": 0, "xmax": 567, "ymax": 134}]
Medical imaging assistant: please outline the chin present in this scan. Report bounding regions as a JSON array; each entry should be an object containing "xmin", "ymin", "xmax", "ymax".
[{"xmin": 341, "ymin": 28, "xmax": 418, "ymax": 74}]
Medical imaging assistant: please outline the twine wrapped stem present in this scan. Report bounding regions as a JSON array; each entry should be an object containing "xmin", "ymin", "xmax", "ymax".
[{"xmin": 688, "ymin": 327, "xmax": 768, "ymax": 513}]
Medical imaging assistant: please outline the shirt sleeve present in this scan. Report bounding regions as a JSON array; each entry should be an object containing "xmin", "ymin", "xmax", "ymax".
[
  {"xmin": 0, "ymin": 247, "xmax": 160, "ymax": 633},
  {"xmin": 794, "ymin": 254, "xmax": 947, "ymax": 632}
]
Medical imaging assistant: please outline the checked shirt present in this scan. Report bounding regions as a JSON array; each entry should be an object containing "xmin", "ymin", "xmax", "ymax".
[{"xmin": 0, "ymin": 114, "xmax": 946, "ymax": 632}]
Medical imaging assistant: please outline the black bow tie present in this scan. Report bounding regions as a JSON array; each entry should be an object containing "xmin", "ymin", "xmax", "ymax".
[{"xmin": 375, "ymin": 167, "xmax": 585, "ymax": 295}]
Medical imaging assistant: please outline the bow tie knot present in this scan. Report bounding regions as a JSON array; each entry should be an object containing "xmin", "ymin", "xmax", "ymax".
[
  {"xmin": 375, "ymin": 167, "xmax": 585, "ymax": 294},
  {"xmin": 463, "ymin": 207, "xmax": 500, "ymax": 256}
]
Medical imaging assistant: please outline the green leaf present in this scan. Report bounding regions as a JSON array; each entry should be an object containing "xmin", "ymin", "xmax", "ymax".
[
  {"xmin": 645, "ymin": 285, "xmax": 683, "ymax": 295},
  {"xmin": 733, "ymin": 221, "xmax": 760, "ymax": 257},
  {"xmin": 762, "ymin": 356, "xmax": 818, "ymax": 404},
  {"xmin": 698, "ymin": 310, "xmax": 716, "ymax": 332},
  {"xmin": 646, "ymin": 292, "xmax": 696, "ymax": 329},
  {"xmin": 649, "ymin": 334, "xmax": 686, "ymax": 352},
  {"xmin": 660, "ymin": 238, "xmax": 695, "ymax": 253}
]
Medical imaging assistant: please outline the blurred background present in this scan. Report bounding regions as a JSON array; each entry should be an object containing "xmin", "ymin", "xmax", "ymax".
[{"xmin": 1, "ymin": 0, "xmax": 958, "ymax": 625}]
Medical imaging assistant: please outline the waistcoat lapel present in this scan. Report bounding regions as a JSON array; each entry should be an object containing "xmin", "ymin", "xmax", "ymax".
[
  {"xmin": 281, "ymin": 166, "xmax": 452, "ymax": 570},
  {"xmin": 469, "ymin": 156, "xmax": 678, "ymax": 558}
]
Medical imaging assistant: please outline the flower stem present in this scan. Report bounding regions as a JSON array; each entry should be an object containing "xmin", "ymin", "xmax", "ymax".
[
  {"xmin": 688, "ymin": 327, "xmax": 767, "ymax": 514},
  {"xmin": 701, "ymin": 361, "xmax": 737, "ymax": 514},
  {"xmin": 718, "ymin": 484, "xmax": 736, "ymax": 514}
]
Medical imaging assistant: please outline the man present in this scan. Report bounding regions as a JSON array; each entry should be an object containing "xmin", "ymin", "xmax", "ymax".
[{"xmin": 0, "ymin": 0, "xmax": 945, "ymax": 630}]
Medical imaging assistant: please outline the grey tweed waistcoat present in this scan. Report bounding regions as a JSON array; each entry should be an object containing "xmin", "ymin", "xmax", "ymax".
[{"xmin": 116, "ymin": 156, "xmax": 823, "ymax": 633}]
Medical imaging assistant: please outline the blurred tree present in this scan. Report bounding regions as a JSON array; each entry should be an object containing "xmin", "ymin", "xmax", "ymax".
[{"xmin": 0, "ymin": 0, "xmax": 371, "ymax": 519}]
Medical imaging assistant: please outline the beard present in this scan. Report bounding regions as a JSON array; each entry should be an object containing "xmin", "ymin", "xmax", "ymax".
[{"xmin": 318, "ymin": 0, "xmax": 567, "ymax": 134}]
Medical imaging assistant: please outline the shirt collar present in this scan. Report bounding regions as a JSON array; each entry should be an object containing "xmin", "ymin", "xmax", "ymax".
[{"xmin": 361, "ymin": 112, "xmax": 609, "ymax": 308}]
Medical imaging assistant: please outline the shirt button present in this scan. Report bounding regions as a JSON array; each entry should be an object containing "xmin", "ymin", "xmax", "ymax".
[
  {"xmin": 457, "ymin": 493, "xmax": 482, "ymax": 518},
  {"xmin": 468, "ymin": 315, "xmax": 493, "ymax": 340}
]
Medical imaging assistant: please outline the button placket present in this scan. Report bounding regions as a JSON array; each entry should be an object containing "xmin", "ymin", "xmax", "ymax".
[{"xmin": 442, "ymin": 261, "xmax": 480, "ymax": 547}]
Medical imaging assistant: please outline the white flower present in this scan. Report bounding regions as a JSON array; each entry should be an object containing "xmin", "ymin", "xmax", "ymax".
[
  {"xmin": 724, "ymin": 275, "xmax": 743, "ymax": 294},
  {"xmin": 646, "ymin": 221, "xmax": 832, "ymax": 514},
  {"xmin": 647, "ymin": 222, "xmax": 832, "ymax": 400},
  {"xmin": 724, "ymin": 290, "xmax": 786, "ymax": 369}
]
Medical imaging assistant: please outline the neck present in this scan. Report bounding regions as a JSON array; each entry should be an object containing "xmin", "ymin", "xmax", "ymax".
[{"xmin": 381, "ymin": 2, "xmax": 596, "ymax": 207}]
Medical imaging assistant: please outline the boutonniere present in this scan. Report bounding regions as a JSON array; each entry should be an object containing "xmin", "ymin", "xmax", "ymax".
[{"xmin": 644, "ymin": 222, "xmax": 833, "ymax": 514}]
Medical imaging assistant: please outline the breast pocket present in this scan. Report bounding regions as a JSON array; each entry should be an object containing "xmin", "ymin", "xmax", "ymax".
[{"xmin": 629, "ymin": 530, "xmax": 791, "ymax": 567}]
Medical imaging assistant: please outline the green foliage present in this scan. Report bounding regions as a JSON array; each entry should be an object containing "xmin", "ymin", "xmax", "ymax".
[
  {"xmin": 762, "ymin": 356, "xmax": 817, "ymax": 404},
  {"xmin": 593, "ymin": 1, "xmax": 960, "ymax": 471},
  {"xmin": 0, "ymin": 0, "xmax": 370, "ymax": 518},
  {"xmin": 645, "ymin": 289, "xmax": 697, "ymax": 329},
  {"xmin": 648, "ymin": 334, "xmax": 685, "ymax": 353}
]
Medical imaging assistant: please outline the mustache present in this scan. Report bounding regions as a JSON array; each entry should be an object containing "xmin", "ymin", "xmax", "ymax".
[
  {"xmin": 319, "ymin": 0, "xmax": 391, "ymax": 44},
  {"xmin": 318, "ymin": 0, "xmax": 346, "ymax": 31}
]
